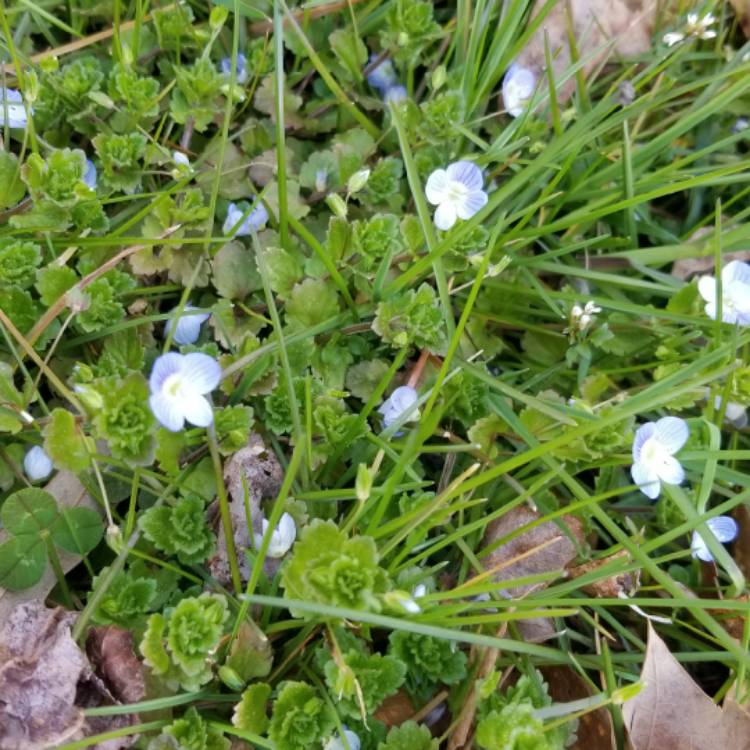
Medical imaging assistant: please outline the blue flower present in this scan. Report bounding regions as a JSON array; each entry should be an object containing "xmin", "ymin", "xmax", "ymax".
[
  {"xmin": 324, "ymin": 729, "xmax": 361, "ymax": 750},
  {"xmin": 691, "ymin": 516, "xmax": 738, "ymax": 562},
  {"xmin": 366, "ymin": 54, "xmax": 397, "ymax": 93},
  {"xmin": 0, "ymin": 87, "xmax": 31, "ymax": 129},
  {"xmin": 384, "ymin": 85, "xmax": 407, "ymax": 104},
  {"xmin": 220, "ymin": 53, "xmax": 248, "ymax": 84},
  {"xmin": 148, "ymin": 352, "xmax": 221, "ymax": 431},
  {"xmin": 502, "ymin": 63, "xmax": 536, "ymax": 117},
  {"xmin": 425, "ymin": 161, "xmax": 488, "ymax": 231},
  {"xmin": 630, "ymin": 416, "xmax": 689, "ymax": 499},
  {"xmin": 223, "ymin": 201, "xmax": 269, "ymax": 236},
  {"xmin": 24, "ymin": 445, "xmax": 53, "ymax": 482},
  {"xmin": 379, "ymin": 385, "xmax": 420, "ymax": 428},
  {"xmin": 83, "ymin": 159, "xmax": 97, "ymax": 190},
  {"xmin": 165, "ymin": 303, "xmax": 210, "ymax": 345}
]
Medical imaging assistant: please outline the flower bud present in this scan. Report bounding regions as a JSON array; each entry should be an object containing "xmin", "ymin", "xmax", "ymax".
[
  {"xmin": 325, "ymin": 193, "xmax": 348, "ymax": 219},
  {"xmin": 347, "ymin": 168, "xmax": 370, "ymax": 195},
  {"xmin": 218, "ymin": 665, "xmax": 245, "ymax": 691}
]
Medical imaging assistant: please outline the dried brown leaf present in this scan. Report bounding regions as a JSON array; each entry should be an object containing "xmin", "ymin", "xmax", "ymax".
[
  {"xmin": 568, "ymin": 550, "xmax": 640, "ymax": 598},
  {"xmin": 207, "ymin": 433, "xmax": 284, "ymax": 586},
  {"xmin": 671, "ymin": 250, "xmax": 750, "ymax": 280},
  {"xmin": 374, "ymin": 689, "xmax": 416, "ymax": 727},
  {"xmin": 86, "ymin": 626, "xmax": 145, "ymax": 704},
  {"xmin": 733, "ymin": 504, "xmax": 750, "ymax": 579},
  {"xmin": 623, "ymin": 624, "xmax": 750, "ymax": 750},
  {"xmin": 0, "ymin": 471, "xmax": 101, "ymax": 621},
  {"xmin": 515, "ymin": 0, "xmax": 660, "ymax": 105},
  {"xmin": 729, "ymin": 0, "xmax": 750, "ymax": 37}
]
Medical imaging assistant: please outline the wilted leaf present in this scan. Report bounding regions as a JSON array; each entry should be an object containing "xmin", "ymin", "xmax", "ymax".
[
  {"xmin": 729, "ymin": 0, "xmax": 750, "ymax": 38},
  {"xmin": 622, "ymin": 624, "xmax": 750, "ymax": 749},
  {"xmin": 672, "ymin": 251, "xmax": 750, "ymax": 280},
  {"xmin": 86, "ymin": 626, "xmax": 146, "ymax": 704},
  {"xmin": 374, "ymin": 689, "xmax": 417, "ymax": 727},
  {"xmin": 568, "ymin": 550, "xmax": 640, "ymax": 599},
  {"xmin": 224, "ymin": 619, "xmax": 273, "ymax": 681}
]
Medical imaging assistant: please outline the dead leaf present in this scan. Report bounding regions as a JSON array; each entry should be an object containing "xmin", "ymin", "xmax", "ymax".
[
  {"xmin": 0, "ymin": 471, "xmax": 102, "ymax": 621},
  {"xmin": 374, "ymin": 690, "xmax": 416, "ymax": 727},
  {"xmin": 729, "ymin": 0, "xmax": 750, "ymax": 37},
  {"xmin": 513, "ymin": 0, "xmax": 660, "ymax": 105},
  {"xmin": 541, "ymin": 666, "xmax": 616, "ymax": 750},
  {"xmin": 569, "ymin": 550, "xmax": 640, "ymax": 598},
  {"xmin": 86, "ymin": 626, "xmax": 145, "ymax": 704},
  {"xmin": 622, "ymin": 624, "xmax": 750, "ymax": 750},
  {"xmin": 733, "ymin": 504, "xmax": 750, "ymax": 580},
  {"xmin": 671, "ymin": 250, "xmax": 750, "ymax": 280},
  {"xmin": 208, "ymin": 433, "xmax": 284, "ymax": 586}
]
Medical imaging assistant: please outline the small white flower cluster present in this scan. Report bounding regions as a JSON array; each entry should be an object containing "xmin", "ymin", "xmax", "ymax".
[
  {"xmin": 566, "ymin": 300, "xmax": 601, "ymax": 336},
  {"xmin": 253, "ymin": 512, "xmax": 297, "ymax": 558},
  {"xmin": 366, "ymin": 54, "xmax": 407, "ymax": 104},
  {"xmin": 223, "ymin": 201, "xmax": 269, "ymax": 236},
  {"xmin": 425, "ymin": 160, "xmax": 488, "ymax": 231},
  {"xmin": 0, "ymin": 87, "xmax": 32, "ymax": 129},
  {"xmin": 631, "ymin": 416, "xmax": 738, "ymax": 562},
  {"xmin": 378, "ymin": 385, "xmax": 420, "ymax": 429},
  {"xmin": 663, "ymin": 12, "xmax": 717, "ymax": 47},
  {"xmin": 697, "ymin": 260, "xmax": 750, "ymax": 325}
]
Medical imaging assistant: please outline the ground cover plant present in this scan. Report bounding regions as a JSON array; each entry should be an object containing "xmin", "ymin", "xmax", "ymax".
[{"xmin": 1, "ymin": 0, "xmax": 750, "ymax": 748}]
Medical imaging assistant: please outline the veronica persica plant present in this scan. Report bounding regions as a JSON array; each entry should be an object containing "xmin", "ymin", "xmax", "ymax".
[
  {"xmin": 254, "ymin": 512, "xmax": 297, "ymax": 558},
  {"xmin": 0, "ymin": 87, "xmax": 31, "ymax": 128},
  {"xmin": 698, "ymin": 260, "xmax": 750, "ymax": 325},
  {"xmin": 223, "ymin": 201, "xmax": 269, "ymax": 236},
  {"xmin": 148, "ymin": 352, "xmax": 221, "ymax": 431},
  {"xmin": 502, "ymin": 63, "xmax": 536, "ymax": 117},
  {"xmin": 425, "ymin": 161, "xmax": 488, "ymax": 231},
  {"xmin": 691, "ymin": 516, "xmax": 738, "ymax": 562},
  {"xmin": 378, "ymin": 385, "xmax": 420, "ymax": 429},
  {"xmin": 630, "ymin": 416, "xmax": 689, "ymax": 499},
  {"xmin": 165, "ymin": 303, "xmax": 210, "ymax": 345}
]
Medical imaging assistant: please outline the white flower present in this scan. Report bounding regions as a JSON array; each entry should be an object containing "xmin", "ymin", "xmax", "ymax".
[
  {"xmin": 384, "ymin": 85, "xmax": 407, "ymax": 104},
  {"xmin": 366, "ymin": 54, "xmax": 396, "ymax": 92},
  {"xmin": 697, "ymin": 260, "xmax": 750, "ymax": 325},
  {"xmin": 711, "ymin": 393, "xmax": 748, "ymax": 429},
  {"xmin": 148, "ymin": 352, "xmax": 221, "ymax": 431},
  {"xmin": 384, "ymin": 590, "xmax": 422, "ymax": 614},
  {"xmin": 220, "ymin": 53, "xmax": 248, "ymax": 84},
  {"xmin": 254, "ymin": 512, "xmax": 296, "ymax": 558},
  {"xmin": 502, "ymin": 63, "xmax": 536, "ymax": 117},
  {"xmin": 165, "ymin": 303, "xmax": 210, "ymax": 345},
  {"xmin": 425, "ymin": 160, "xmax": 488, "ymax": 231},
  {"xmin": 663, "ymin": 12, "xmax": 717, "ymax": 46},
  {"xmin": 324, "ymin": 729, "xmax": 361, "ymax": 750},
  {"xmin": 413, "ymin": 583, "xmax": 428, "ymax": 598},
  {"xmin": 378, "ymin": 385, "xmax": 420, "ymax": 429},
  {"xmin": 173, "ymin": 151, "xmax": 191, "ymax": 170},
  {"xmin": 24, "ymin": 446, "xmax": 53, "ymax": 482},
  {"xmin": 691, "ymin": 516, "xmax": 738, "ymax": 562},
  {"xmin": 223, "ymin": 201, "xmax": 269, "ymax": 236},
  {"xmin": 0, "ymin": 87, "xmax": 31, "ymax": 128},
  {"xmin": 568, "ymin": 300, "xmax": 601, "ymax": 334},
  {"xmin": 630, "ymin": 416, "xmax": 689, "ymax": 499},
  {"xmin": 733, "ymin": 117, "xmax": 749, "ymax": 134},
  {"xmin": 83, "ymin": 159, "xmax": 97, "ymax": 190}
]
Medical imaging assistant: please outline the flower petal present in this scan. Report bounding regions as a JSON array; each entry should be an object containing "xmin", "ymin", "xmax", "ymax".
[
  {"xmin": 181, "ymin": 394, "xmax": 214, "ymax": 428},
  {"xmin": 706, "ymin": 515, "xmax": 738, "ymax": 543},
  {"xmin": 653, "ymin": 416, "xmax": 689, "ymax": 454},
  {"xmin": 149, "ymin": 394, "xmax": 185, "ymax": 432},
  {"xmin": 632, "ymin": 422, "xmax": 655, "ymax": 462},
  {"xmin": 425, "ymin": 169, "xmax": 450, "ymax": 205},
  {"xmin": 433, "ymin": 200, "xmax": 457, "ymax": 231},
  {"xmin": 168, "ymin": 305, "xmax": 210, "ymax": 346},
  {"xmin": 24, "ymin": 446, "xmax": 54, "ymax": 482},
  {"xmin": 446, "ymin": 161, "xmax": 483, "ymax": 192},
  {"xmin": 697, "ymin": 275, "xmax": 717, "ymax": 304},
  {"xmin": 502, "ymin": 64, "xmax": 536, "ymax": 117},
  {"xmin": 655, "ymin": 455, "xmax": 684, "ymax": 486},
  {"xmin": 456, "ymin": 189, "xmax": 488, "ymax": 220},
  {"xmin": 690, "ymin": 531, "xmax": 712, "ymax": 562},
  {"xmin": 149, "ymin": 352, "xmax": 184, "ymax": 394},
  {"xmin": 631, "ymin": 460, "xmax": 661, "ymax": 499},
  {"xmin": 181, "ymin": 353, "xmax": 221, "ymax": 394},
  {"xmin": 389, "ymin": 386, "xmax": 418, "ymax": 412},
  {"xmin": 723, "ymin": 260, "xmax": 750, "ymax": 286}
]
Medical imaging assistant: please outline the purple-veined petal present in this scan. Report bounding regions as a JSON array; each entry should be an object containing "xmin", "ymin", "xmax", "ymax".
[
  {"xmin": 722, "ymin": 260, "xmax": 750, "ymax": 287},
  {"xmin": 653, "ymin": 416, "xmax": 689, "ymax": 454},
  {"xmin": 706, "ymin": 515, "xmax": 739, "ymax": 543},
  {"xmin": 149, "ymin": 352, "xmax": 184, "ymax": 394},
  {"xmin": 631, "ymin": 460, "xmax": 661, "ymax": 499},
  {"xmin": 149, "ymin": 393, "xmax": 185, "ymax": 432},
  {"xmin": 83, "ymin": 159, "xmax": 97, "ymax": 189},
  {"xmin": 425, "ymin": 169, "xmax": 450, "ymax": 205},
  {"xmin": 446, "ymin": 161, "xmax": 483, "ymax": 192},
  {"xmin": 166, "ymin": 305, "xmax": 210, "ymax": 346},
  {"xmin": 690, "ymin": 531, "xmax": 712, "ymax": 562},
  {"xmin": 656, "ymin": 455, "xmax": 685, "ymax": 485},
  {"xmin": 456, "ymin": 189, "xmax": 488, "ymax": 220},
  {"xmin": 632, "ymin": 421, "xmax": 655, "ymax": 462},
  {"xmin": 433, "ymin": 200, "xmax": 457, "ymax": 231},
  {"xmin": 180, "ymin": 353, "xmax": 221, "ymax": 394},
  {"xmin": 502, "ymin": 64, "xmax": 536, "ymax": 117},
  {"xmin": 389, "ymin": 385, "xmax": 418, "ymax": 412},
  {"xmin": 181, "ymin": 394, "xmax": 214, "ymax": 427}
]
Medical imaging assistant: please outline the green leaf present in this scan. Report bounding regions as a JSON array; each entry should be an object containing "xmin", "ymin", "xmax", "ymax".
[
  {"xmin": 269, "ymin": 681, "xmax": 335, "ymax": 750},
  {"xmin": 233, "ymin": 682, "xmax": 271, "ymax": 734},
  {"xmin": 329, "ymin": 28, "xmax": 367, "ymax": 81},
  {"xmin": 50, "ymin": 507, "xmax": 104, "ymax": 555},
  {"xmin": 225, "ymin": 620, "xmax": 273, "ymax": 681},
  {"xmin": 35, "ymin": 264, "xmax": 79, "ymax": 306},
  {"xmin": 0, "ymin": 240, "xmax": 41, "ymax": 289},
  {"xmin": 377, "ymin": 721, "xmax": 437, "ymax": 750},
  {"xmin": 0, "ymin": 150, "xmax": 26, "ymax": 208},
  {"xmin": 263, "ymin": 246, "xmax": 303, "ymax": 298},
  {"xmin": 212, "ymin": 241, "xmax": 261, "ymax": 300},
  {"xmin": 43, "ymin": 407, "xmax": 91, "ymax": 473},
  {"xmin": 286, "ymin": 279, "xmax": 341, "ymax": 328},
  {"xmin": 139, "ymin": 495, "xmax": 214, "ymax": 564},
  {"xmin": 1, "ymin": 488, "xmax": 58, "ymax": 535},
  {"xmin": 0, "ymin": 534, "xmax": 48, "ymax": 591}
]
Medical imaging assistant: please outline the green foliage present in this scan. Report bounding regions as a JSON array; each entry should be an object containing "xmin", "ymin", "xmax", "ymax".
[
  {"xmin": 377, "ymin": 721, "xmax": 437, "ymax": 750},
  {"xmin": 365, "ymin": 158, "xmax": 404, "ymax": 206},
  {"xmin": 233, "ymin": 682, "xmax": 271, "ymax": 734},
  {"xmin": 372, "ymin": 283, "xmax": 446, "ymax": 350},
  {"xmin": 0, "ymin": 240, "xmax": 41, "ymax": 289},
  {"xmin": 475, "ymin": 703, "xmax": 553, "ymax": 750},
  {"xmin": 286, "ymin": 279, "xmax": 341, "ymax": 327},
  {"xmin": 0, "ymin": 286, "xmax": 40, "ymax": 334},
  {"xmin": 108, "ymin": 63, "xmax": 160, "ymax": 129},
  {"xmin": 171, "ymin": 58, "xmax": 223, "ymax": 132},
  {"xmin": 140, "ymin": 593, "xmax": 229, "ymax": 691},
  {"xmin": 92, "ymin": 132, "xmax": 147, "ymax": 192},
  {"xmin": 352, "ymin": 213, "xmax": 402, "ymax": 273},
  {"xmin": 0, "ymin": 151, "xmax": 26, "ymax": 208},
  {"xmin": 282, "ymin": 519, "xmax": 390, "ymax": 616},
  {"xmin": 388, "ymin": 631, "xmax": 467, "ymax": 701},
  {"xmin": 419, "ymin": 90, "xmax": 465, "ymax": 142},
  {"xmin": 139, "ymin": 494, "xmax": 214, "ymax": 564},
  {"xmin": 92, "ymin": 566, "xmax": 158, "ymax": 627},
  {"xmin": 43, "ymin": 407, "xmax": 91, "ymax": 473},
  {"xmin": 268, "ymin": 681, "xmax": 335, "ymax": 750},
  {"xmin": 22, "ymin": 148, "xmax": 90, "ymax": 206},
  {"xmin": 381, "ymin": 0, "xmax": 441, "ymax": 66},
  {"xmin": 35, "ymin": 264, "xmax": 79, "ymax": 305},
  {"xmin": 160, "ymin": 707, "xmax": 230, "ymax": 750}
]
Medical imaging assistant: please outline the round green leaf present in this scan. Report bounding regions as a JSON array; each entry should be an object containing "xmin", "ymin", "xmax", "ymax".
[
  {"xmin": 0, "ymin": 535, "xmax": 47, "ymax": 591},
  {"xmin": 0, "ymin": 488, "xmax": 58, "ymax": 535},
  {"xmin": 50, "ymin": 507, "xmax": 104, "ymax": 555}
]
